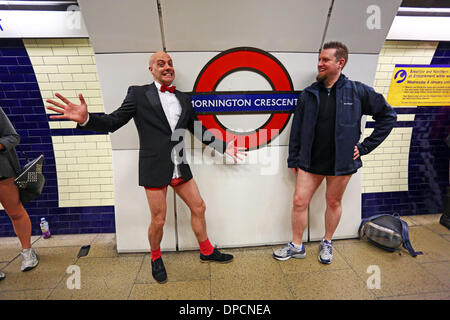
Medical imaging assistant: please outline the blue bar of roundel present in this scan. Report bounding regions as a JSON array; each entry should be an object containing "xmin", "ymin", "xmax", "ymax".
[{"xmin": 191, "ymin": 93, "xmax": 299, "ymax": 113}]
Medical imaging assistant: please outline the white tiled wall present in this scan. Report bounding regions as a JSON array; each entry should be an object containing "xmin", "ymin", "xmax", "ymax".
[
  {"xmin": 24, "ymin": 38, "xmax": 114, "ymax": 207},
  {"xmin": 360, "ymin": 40, "xmax": 438, "ymax": 193}
]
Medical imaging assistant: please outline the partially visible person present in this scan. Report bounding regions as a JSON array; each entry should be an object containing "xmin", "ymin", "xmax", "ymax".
[{"xmin": 0, "ymin": 107, "xmax": 39, "ymax": 280}]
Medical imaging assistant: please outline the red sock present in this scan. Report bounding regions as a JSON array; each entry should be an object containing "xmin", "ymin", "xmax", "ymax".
[
  {"xmin": 199, "ymin": 238, "xmax": 214, "ymax": 256},
  {"xmin": 151, "ymin": 248, "xmax": 161, "ymax": 261}
]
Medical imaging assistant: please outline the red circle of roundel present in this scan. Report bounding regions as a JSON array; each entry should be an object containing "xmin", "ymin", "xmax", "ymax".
[{"xmin": 193, "ymin": 47, "xmax": 293, "ymax": 151}]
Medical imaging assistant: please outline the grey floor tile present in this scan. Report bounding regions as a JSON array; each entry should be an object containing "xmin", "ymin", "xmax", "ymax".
[
  {"xmin": 0, "ymin": 289, "xmax": 51, "ymax": 300},
  {"xmin": 408, "ymin": 226, "xmax": 450, "ymax": 262},
  {"xmin": 129, "ymin": 280, "xmax": 210, "ymax": 300},
  {"xmin": 335, "ymin": 241, "xmax": 446, "ymax": 298},
  {"xmin": 0, "ymin": 247, "xmax": 79, "ymax": 292},
  {"xmin": 210, "ymin": 248, "xmax": 294, "ymax": 300},
  {"xmin": 419, "ymin": 261, "xmax": 450, "ymax": 289},
  {"xmin": 211, "ymin": 273, "xmax": 294, "ymax": 300},
  {"xmin": 33, "ymin": 234, "xmax": 97, "ymax": 248},
  {"xmin": 424, "ymin": 222, "xmax": 450, "ymax": 236},
  {"xmin": 210, "ymin": 248, "xmax": 281, "ymax": 281},
  {"xmin": 406, "ymin": 214, "xmax": 442, "ymax": 226},
  {"xmin": 0, "ymin": 236, "xmax": 40, "ymax": 262},
  {"xmin": 379, "ymin": 290, "xmax": 450, "ymax": 300},
  {"xmin": 48, "ymin": 256, "xmax": 143, "ymax": 300},
  {"xmin": 286, "ymin": 269, "xmax": 376, "ymax": 300},
  {"xmin": 85, "ymin": 233, "xmax": 118, "ymax": 258}
]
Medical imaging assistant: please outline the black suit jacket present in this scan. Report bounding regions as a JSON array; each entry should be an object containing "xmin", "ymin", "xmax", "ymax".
[{"xmin": 78, "ymin": 83, "xmax": 227, "ymax": 187}]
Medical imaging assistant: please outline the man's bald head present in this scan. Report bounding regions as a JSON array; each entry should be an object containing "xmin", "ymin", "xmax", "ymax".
[
  {"xmin": 149, "ymin": 51, "xmax": 175, "ymax": 85},
  {"xmin": 149, "ymin": 51, "xmax": 170, "ymax": 67}
]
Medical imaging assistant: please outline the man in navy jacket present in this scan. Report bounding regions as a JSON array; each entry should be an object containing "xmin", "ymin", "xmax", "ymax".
[{"xmin": 274, "ymin": 41, "xmax": 396, "ymax": 264}]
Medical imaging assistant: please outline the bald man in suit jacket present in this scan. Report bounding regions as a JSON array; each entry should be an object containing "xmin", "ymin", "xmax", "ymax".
[{"xmin": 47, "ymin": 51, "xmax": 244, "ymax": 283}]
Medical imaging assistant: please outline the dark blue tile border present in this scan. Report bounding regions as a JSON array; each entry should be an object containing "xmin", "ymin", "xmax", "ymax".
[{"xmin": 0, "ymin": 206, "xmax": 115, "ymax": 237}]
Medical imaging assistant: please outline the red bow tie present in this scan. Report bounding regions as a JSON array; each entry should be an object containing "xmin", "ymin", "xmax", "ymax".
[{"xmin": 160, "ymin": 84, "xmax": 176, "ymax": 93}]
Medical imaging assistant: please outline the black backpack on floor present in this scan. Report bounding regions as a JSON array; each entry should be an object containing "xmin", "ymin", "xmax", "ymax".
[{"xmin": 358, "ymin": 213, "xmax": 423, "ymax": 257}]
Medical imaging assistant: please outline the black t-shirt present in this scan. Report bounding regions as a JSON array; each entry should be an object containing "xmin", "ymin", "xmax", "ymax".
[{"xmin": 308, "ymin": 83, "xmax": 336, "ymax": 175}]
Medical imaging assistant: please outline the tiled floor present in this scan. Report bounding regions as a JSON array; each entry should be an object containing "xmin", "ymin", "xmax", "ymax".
[{"xmin": 0, "ymin": 214, "xmax": 449, "ymax": 300}]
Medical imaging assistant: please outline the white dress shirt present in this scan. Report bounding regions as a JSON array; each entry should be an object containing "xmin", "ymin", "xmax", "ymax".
[{"xmin": 154, "ymin": 81, "xmax": 182, "ymax": 179}]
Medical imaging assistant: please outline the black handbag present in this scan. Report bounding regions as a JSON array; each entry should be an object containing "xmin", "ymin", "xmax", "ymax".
[{"xmin": 13, "ymin": 154, "xmax": 46, "ymax": 204}]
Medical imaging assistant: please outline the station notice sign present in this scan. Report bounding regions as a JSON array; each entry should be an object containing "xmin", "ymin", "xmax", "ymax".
[{"xmin": 387, "ymin": 64, "xmax": 450, "ymax": 106}]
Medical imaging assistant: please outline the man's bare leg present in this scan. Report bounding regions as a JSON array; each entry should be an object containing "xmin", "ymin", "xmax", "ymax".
[
  {"xmin": 145, "ymin": 187, "xmax": 169, "ymax": 283},
  {"xmin": 172, "ymin": 179, "xmax": 207, "ymax": 242},
  {"xmin": 292, "ymin": 169, "xmax": 325, "ymax": 244},
  {"xmin": 173, "ymin": 179, "xmax": 233, "ymax": 263},
  {"xmin": 145, "ymin": 187, "xmax": 168, "ymax": 251},
  {"xmin": 323, "ymin": 174, "xmax": 352, "ymax": 241}
]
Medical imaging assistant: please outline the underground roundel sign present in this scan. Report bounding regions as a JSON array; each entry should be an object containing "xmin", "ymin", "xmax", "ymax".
[{"xmin": 191, "ymin": 47, "xmax": 300, "ymax": 151}]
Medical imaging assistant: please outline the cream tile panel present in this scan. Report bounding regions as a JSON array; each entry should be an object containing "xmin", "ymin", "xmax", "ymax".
[
  {"xmin": 52, "ymin": 135, "xmax": 114, "ymax": 208},
  {"xmin": 361, "ymin": 127, "xmax": 412, "ymax": 193},
  {"xmin": 25, "ymin": 38, "xmax": 106, "ymax": 129}
]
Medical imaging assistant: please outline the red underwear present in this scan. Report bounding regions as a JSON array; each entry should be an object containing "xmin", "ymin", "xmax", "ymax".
[{"xmin": 145, "ymin": 177, "xmax": 185, "ymax": 190}]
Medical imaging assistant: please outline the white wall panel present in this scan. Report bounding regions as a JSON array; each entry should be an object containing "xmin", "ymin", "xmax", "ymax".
[
  {"xmin": 170, "ymin": 51, "xmax": 319, "ymax": 91},
  {"xmin": 161, "ymin": 0, "xmax": 332, "ymax": 52},
  {"xmin": 341, "ymin": 54, "xmax": 379, "ymax": 87},
  {"xmin": 324, "ymin": 0, "xmax": 402, "ymax": 54},
  {"xmin": 175, "ymin": 146, "xmax": 299, "ymax": 249},
  {"xmin": 113, "ymin": 150, "xmax": 176, "ymax": 252},
  {"xmin": 308, "ymin": 171, "xmax": 362, "ymax": 241},
  {"xmin": 94, "ymin": 53, "xmax": 155, "ymax": 150},
  {"xmin": 78, "ymin": 0, "xmax": 162, "ymax": 53}
]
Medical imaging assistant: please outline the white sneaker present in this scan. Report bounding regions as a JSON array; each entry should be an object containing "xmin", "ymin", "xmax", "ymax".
[
  {"xmin": 0, "ymin": 271, "xmax": 5, "ymax": 280},
  {"xmin": 273, "ymin": 242, "xmax": 306, "ymax": 261},
  {"xmin": 318, "ymin": 239, "xmax": 333, "ymax": 264},
  {"xmin": 21, "ymin": 248, "xmax": 39, "ymax": 272}
]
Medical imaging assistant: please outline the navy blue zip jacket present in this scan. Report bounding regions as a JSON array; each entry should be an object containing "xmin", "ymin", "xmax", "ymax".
[{"xmin": 288, "ymin": 74, "xmax": 397, "ymax": 175}]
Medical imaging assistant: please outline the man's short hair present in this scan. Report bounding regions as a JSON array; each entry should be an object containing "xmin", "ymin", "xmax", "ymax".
[{"xmin": 322, "ymin": 41, "xmax": 349, "ymax": 68}]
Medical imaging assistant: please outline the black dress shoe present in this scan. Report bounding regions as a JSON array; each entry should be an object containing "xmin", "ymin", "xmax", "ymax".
[
  {"xmin": 151, "ymin": 257, "xmax": 167, "ymax": 283},
  {"xmin": 200, "ymin": 248, "xmax": 233, "ymax": 263}
]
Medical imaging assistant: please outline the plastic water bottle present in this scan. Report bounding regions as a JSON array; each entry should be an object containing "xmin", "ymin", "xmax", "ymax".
[{"xmin": 40, "ymin": 218, "xmax": 51, "ymax": 239}]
